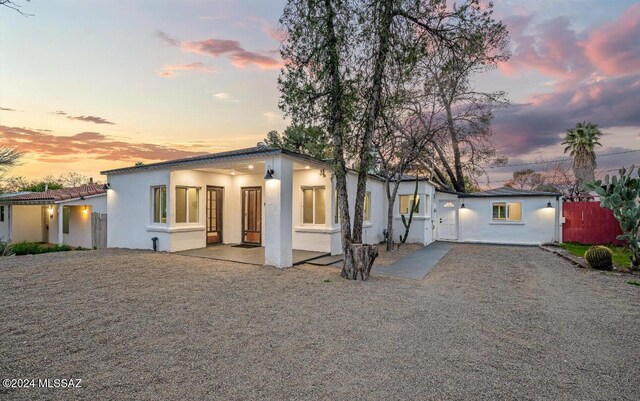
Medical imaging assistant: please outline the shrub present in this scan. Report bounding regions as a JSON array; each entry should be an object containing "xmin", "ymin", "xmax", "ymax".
[
  {"xmin": 0, "ymin": 241, "xmax": 14, "ymax": 256},
  {"xmin": 11, "ymin": 241, "xmax": 46, "ymax": 255},
  {"xmin": 10, "ymin": 242, "xmax": 74, "ymax": 256},
  {"xmin": 585, "ymin": 245, "xmax": 613, "ymax": 270}
]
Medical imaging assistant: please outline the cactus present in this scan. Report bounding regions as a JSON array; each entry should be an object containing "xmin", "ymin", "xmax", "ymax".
[
  {"xmin": 587, "ymin": 165, "xmax": 640, "ymax": 270},
  {"xmin": 585, "ymin": 245, "xmax": 613, "ymax": 270},
  {"xmin": 399, "ymin": 177, "xmax": 420, "ymax": 244}
]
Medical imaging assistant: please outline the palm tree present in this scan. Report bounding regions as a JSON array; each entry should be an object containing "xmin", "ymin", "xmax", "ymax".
[{"xmin": 562, "ymin": 121, "xmax": 602, "ymax": 194}]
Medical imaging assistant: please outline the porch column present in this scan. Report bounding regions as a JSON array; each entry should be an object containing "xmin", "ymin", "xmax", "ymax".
[
  {"xmin": 264, "ymin": 155, "xmax": 293, "ymax": 268},
  {"xmin": 57, "ymin": 205, "xmax": 64, "ymax": 245}
]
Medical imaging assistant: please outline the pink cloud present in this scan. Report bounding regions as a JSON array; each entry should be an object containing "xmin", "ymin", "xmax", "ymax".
[
  {"xmin": 501, "ymin": 15, "xmax": 592, "ymax": 83},
  {"xmin": 0, "ymin": 126, "xmax": 210, "ymax": 162},
  {"xmin": 156, "ymin": 31, "xmax": 282, "ymax": 70},
  {"xmin": 156, "ymin": 62, "xmax": 217, "ymax": 77},
  {"xmin": 584, "ymin": 3, "xmax": 640, "ymax": 76}
]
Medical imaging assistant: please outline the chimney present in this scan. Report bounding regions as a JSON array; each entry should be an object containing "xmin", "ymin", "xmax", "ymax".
[
  {"xmin": 45, "ymin": 183, "xmax": 49, "ymax": 192},
  {"xmin": 89, "ymin": 177, "xmax": 93, "ymax": 184}
]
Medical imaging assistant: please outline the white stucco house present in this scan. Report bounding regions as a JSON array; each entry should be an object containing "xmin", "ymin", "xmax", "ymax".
[
  {"xmin": 0, "ymin": 184, "xmax": 107, "ymax": 248},
  {"xmin": 97, "ymin": 144, "xmax": 562, "ymax": 267}
]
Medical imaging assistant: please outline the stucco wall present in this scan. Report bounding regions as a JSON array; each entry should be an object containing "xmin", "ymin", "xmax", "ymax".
[
  {"xmin": 0, "ymin": 205, "xmax": 10, "ymax": 242},
  {"xmin": 12, "ymin": 205, "xmax": 43, "ymax": 243},
  {"xmin": 390, "ymin": 181, "xmax": 436, "ymax": 245},
  {"xmin": 108, "ymin": 169, "xmax": 171, "ymax": 251},
  {"xmin": 458, "ymin": 196, "xmax": 558, "ymax": 245}
]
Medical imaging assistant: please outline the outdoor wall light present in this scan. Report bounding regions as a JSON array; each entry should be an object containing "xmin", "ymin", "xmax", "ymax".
[
  {"xmin": 264, "ymin": 168, "xmax": 275, "ymax": 180},
  {"xmin": 546, "ymin": 201, "xmax": 553, "ymax": 208},
  {"xmin": 460, "ymin": 203, "xmax": 465, "ymax": 209},
  {"xmin": 102, "ymin": 183, "xmax": 111, "ymax": 190},
  {"xmin": 82, "ymin": 206, "xmax": 88, "ymax": 214}
]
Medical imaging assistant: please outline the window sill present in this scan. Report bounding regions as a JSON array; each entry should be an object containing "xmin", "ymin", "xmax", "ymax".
[
  {"xmin": 146, "ymin": 225, "xmax": 206, "ymax": 233},
  {"xmin": 295, "ymin": 226, "xmax": 341, "ymax": 234},
  {"xmin": 489, "ymin": 221, "xmax": 525, "ymax": 226},
  {"xmin": 394, "ymin": 215, "xmax": 429, "ymax": 220}
]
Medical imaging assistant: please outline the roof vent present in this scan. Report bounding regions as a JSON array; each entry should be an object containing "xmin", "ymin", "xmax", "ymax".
[{"xmin": 256, "ymin": 141, "xmax": 267, "ymax": 148}]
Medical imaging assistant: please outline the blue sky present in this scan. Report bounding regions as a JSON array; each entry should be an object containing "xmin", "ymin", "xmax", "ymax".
[{"xmin": 0, "ymin": 0, "xmax": 638, "ymax": 185}]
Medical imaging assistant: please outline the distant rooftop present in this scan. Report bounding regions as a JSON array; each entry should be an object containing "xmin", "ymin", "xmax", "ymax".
[
  {"xmin": 0, "ymin": 184, "xmax": 106, "ymax": 204},
  {"xmin": 460, "ymin": 186, "xmax": 560, "ymax": 198}
]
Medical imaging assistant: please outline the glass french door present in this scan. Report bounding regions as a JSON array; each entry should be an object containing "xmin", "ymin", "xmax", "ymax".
[
  {"xmin": 242, "ymin": 187, "xmax": 262, "ymax": 245},
  {"xmin": 206, "ymin": 186, "xmax": 223, "ymax": 244}
]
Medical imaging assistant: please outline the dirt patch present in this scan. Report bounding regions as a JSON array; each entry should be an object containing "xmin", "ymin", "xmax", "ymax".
[{"xmin": 374, "ymin": 243, "xmax": 423, "ymax": 266}]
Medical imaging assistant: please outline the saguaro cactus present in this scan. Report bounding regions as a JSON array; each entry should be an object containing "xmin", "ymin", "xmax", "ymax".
[{"xmin": 587, "ymin": 165, "xmax": 640, "ymax": 270}]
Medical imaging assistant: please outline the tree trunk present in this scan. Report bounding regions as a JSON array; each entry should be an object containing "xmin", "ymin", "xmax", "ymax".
[
  {"xmin": 386, "ymin": 178, "xmax": 401, "ymax": 251},
  {"xmin": 341, "ymin": 243, "xmax": 379, "ymax": 281},
  {"xmin": 320, "ymin": 0, "xmax": 355, "ymax": 277},
  {"xmin": 352, "ymin": 0, "xmax": 395, "ymax": 244}
]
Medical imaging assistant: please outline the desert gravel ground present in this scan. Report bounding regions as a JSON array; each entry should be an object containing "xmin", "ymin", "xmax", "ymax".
[{"xmin": 1, "ymin": 244, "xmax": 638, "ymax": 401}]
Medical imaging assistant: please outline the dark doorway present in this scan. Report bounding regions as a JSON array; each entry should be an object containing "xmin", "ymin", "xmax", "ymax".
[
  {"xmin": 206, "ymin": 186, "xmax": 223, "ymax": 244},
  {"xmin": 242, "ymin": 187, "xmax": 262, "ymax": 245}
]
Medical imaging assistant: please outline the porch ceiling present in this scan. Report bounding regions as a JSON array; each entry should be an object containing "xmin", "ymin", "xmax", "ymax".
[{"xmin": 192, "ymin": 160, "xmax": 320, "ymax": 176}]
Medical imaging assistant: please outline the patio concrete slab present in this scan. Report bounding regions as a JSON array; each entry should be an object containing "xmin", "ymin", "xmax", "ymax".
[
  {"xmin": 373, "ymin": 241, "xmax": 453, "ymax": 280},
  {"xmin": 175, "ymin": 244, "xmax": 328, "ymax": 266}
]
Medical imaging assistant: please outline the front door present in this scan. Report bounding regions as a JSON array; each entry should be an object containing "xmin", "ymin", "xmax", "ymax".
[
  {"xmin": 206, "ymin": 186, "xmax": 223, "ymax": 244},
  {"xmin": 242, "ymin": 187, "xmax": 262, "ymax": 245},
  {"xmin": 438, "ymin": 200, "xmax": 458, "ymax": 240}
]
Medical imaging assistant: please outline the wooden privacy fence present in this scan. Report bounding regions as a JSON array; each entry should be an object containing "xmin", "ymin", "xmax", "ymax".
[
  {"xmin": 91, "ymin": 212, "xmax": 107, "ymax": 249},
  {"xmin": 562, "ymin": 201, "xmax": 624, "ymax": 245}
]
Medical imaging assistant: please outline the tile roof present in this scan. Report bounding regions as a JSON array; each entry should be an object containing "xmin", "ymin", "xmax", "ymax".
[
  {"xmin": 0, "ymin": 184, "xmax": 106, "ymax": 204},
  {"xmin": 460, "ymin": 186, "xmax": 560, "ymax": 198}
]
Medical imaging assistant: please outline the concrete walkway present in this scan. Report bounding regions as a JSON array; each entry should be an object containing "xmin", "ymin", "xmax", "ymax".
[{"xmin": 373, "ymin": 241, "xmax": 453, "ymax": 280}]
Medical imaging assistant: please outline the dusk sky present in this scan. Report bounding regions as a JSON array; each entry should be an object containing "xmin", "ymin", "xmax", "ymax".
[{"xmin": 0, "ymin": 0, "xmax": 639, "ymax": 186}]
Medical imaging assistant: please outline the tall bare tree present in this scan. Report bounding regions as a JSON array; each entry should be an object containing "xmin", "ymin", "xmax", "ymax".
[{"xmin": 417, "ymin": 4, "xmax": 510, "ymax": 192}]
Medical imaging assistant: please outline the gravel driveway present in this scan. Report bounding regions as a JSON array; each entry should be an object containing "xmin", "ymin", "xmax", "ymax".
[{"xmin": 1, "ymin": 244, "xmax": 638, "ymax": 400}]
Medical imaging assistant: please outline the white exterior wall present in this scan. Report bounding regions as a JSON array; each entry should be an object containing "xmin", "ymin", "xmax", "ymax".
[
  {"xmin": 0, "ymin": 205, "xmax": 10, "ymax": 242},
  {"xmin": 292, "ymin": 168, "xmax": 336, "ymax": 253},
  {"xmin": 391, "ymin": 180, "xmax": 436, "ymax": 245},
  {"xmin": 11, "ymin": 205, "xmax": 43, "ymax": 243},
  {"xmin": 108, "ymin": 169, "xmax": 171, "ymax": 251},
  {"xmin": 48, "ymin": 195, "xmax": 107, "ymax": 247},
  {"xmin": 457, "ymin": 196, "xmax": 558, "ymax": 245}
]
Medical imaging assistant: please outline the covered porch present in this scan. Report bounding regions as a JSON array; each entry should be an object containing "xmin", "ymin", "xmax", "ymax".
[
  {"xmin": 105, "ymin": 146, "xmax": 342, "ymax": 268},
  {"xmin": 175, "ymin": 244, "xmax": 330, "ymax": 266}
]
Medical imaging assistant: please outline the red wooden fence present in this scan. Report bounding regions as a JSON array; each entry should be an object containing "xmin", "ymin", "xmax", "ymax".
[{"xmin": 563, "ymin": 201, "xmax": 625, "ymax": 245}]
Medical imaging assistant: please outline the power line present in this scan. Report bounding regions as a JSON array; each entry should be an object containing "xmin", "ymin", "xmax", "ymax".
[
  {"xmin": 487, "ymin": 149, "xmax": 640, "ymax": 169},
  {"xmin": 483, "ymin": 167, "xmax": 625, "ymax": 185}
]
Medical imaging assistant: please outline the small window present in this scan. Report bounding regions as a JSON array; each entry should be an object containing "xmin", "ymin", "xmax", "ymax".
[
  {"xmin": 63, "ymin": 207, "xmax": 70, "ymax": 234},
  {"xmin": 152, "ymin": 186, "xmax": 167, "ymax": 223},
  {"xmin": 492, "ymin": 202, "xmax": 522, "ymax": 221},
  {"xmin": 0, "ymin": 206, "xmax": 4, "ymax": 222},
  {"xmin": 176, "ymin": 186, "xmax": 199, "ymax": 223},
  {"xmin": 303, "ymin": 186, "xmax": 325, "ymax": 225},
  {"xmin": 399, "ymin": 195, "xmax": 419, "ymax": 214},
  {"xmin": 363, "ymin": 192, "xmax": 371, "ymax": 222}
]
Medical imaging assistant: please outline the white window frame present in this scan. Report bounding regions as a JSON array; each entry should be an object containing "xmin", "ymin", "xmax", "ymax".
[
  {"xmin": 491, "ymin": 201, "xmax": 523, "ymax": 222},
  {"xmin": 175, "ymin": 186, "xmax": 200, "ymax": 224},
  {"xmin": 151, "ymin": 185, "xmax": 167, "ymax": 224},
  {"xmin": 363, "ymin": 192, "xmax": 371, "ymax": 223},
  {"xmin": 398, "ymin": 194, "xmax": 419, "ymax": 215},
  {"xmin": 302, "ymin": 186, "xmax": 326, "ymax": 225}
]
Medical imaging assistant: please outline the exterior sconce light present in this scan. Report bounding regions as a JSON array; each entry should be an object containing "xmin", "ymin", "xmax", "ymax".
[
  {"xmin": 82, "ymin": 206, "xmax": 88, "ymax": 214},
  {"xmin": 546, "ymin": 201, "xmax": 553, "ymax": 208},
  {"xmin": 264, "ymin": 168, "xmax": 275, "ymax": 180},
  {"xmin": 102, "ymin": 183, "xmax": 111, "ymax": 190},
  {"xmin": 48, "ymin": 206, "xmax": 54, "ymax": 218},
  {"xmin": 460, "ymin": 203, "xmax": 465, "ymax": 209}
]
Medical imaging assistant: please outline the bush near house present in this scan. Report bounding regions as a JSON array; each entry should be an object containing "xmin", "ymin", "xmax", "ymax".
[
  {"xmin": 6, "ymin": 242, "xmax": 75, "ymax": 256},
  {"xmin": 558, "ymin": 242, "xmax": 632, "ymax": 269}
]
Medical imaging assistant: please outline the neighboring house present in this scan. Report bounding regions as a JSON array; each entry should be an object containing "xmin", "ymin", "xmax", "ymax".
[
  {"xmin": 0, "ymin": 184, "xmax": 107, "ymax": 248},
  {"xmin": 100, "ymin": 144, "xmax": 562, "ymax": 268},
  {"xmin": 436, "ymin": 187, "xmax": 562, "ymax": 245}
]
